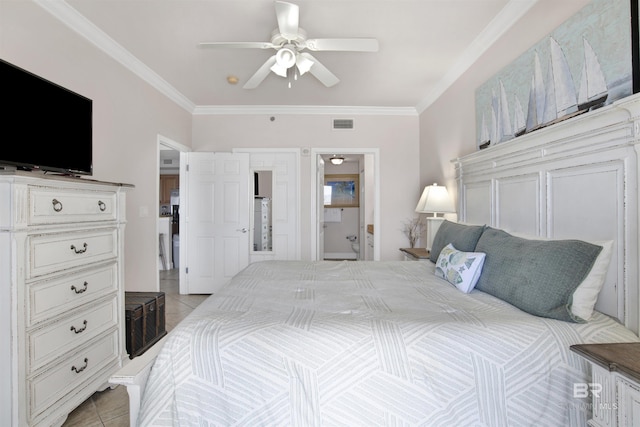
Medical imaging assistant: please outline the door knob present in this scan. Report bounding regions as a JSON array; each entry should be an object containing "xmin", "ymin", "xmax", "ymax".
[{"xmin": 237, "ymin": 228, "xmax": 248, "ymax": 233}]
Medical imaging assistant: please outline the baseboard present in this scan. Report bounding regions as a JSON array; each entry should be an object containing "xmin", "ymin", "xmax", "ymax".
[{"xmin": 324, "ymin": 252, "xmax": 357, "ymax": 260}]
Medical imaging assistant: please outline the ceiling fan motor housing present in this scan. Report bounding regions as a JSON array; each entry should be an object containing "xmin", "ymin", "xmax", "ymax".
[{"xmin": 270, "ymin": 28, "xmax": 307, "ymax": 47}]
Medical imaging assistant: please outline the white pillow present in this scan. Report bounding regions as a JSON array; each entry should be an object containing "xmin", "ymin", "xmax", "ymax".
[
  {"xmin": 434, "ymin": 243, "xmax": 486, "ymax": 293},
  {"xmin": 510, "ymin": 232, "xmax": 613, "ymax": 321},
  {"xmin": 571, "ymin": 240, "xmax": 613, "ymax": 320}
]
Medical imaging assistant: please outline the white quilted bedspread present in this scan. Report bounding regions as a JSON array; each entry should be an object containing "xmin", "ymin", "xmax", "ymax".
[{"xmin": 138, "ymin": 261, "xmax": 638, "ymax": 426}]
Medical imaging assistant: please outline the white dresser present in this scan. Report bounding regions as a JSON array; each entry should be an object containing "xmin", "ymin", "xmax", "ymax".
[
  {"xmin": 0, "ymin": 172, "xmax": 131, "ymax": 426},
  {"xmin": 571, "ymin": 343, "xmax": 640, "ymax": 427}
]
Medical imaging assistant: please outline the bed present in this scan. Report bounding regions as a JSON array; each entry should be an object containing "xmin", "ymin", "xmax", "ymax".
[
  {"xmin": 113, "ymin": 94, "xmax": 640, "ymax": 426},
  {"xmin": 137, "ymin": 259, "xmax": 637, "ymax": 426}
]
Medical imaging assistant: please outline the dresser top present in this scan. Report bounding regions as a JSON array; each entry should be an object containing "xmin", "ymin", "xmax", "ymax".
[
  {"xmin": 0, "ymin": 170, "xmax": 133, "ymax": 188},
  {"xmin": 570, "ymin": 342, "xmax": 640, "ymax": 383}
]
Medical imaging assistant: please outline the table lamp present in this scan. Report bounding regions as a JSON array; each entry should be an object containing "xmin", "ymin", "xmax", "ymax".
[{"xmin": 415, "ymin": 183, "xmax": 456, "ymax": 250}]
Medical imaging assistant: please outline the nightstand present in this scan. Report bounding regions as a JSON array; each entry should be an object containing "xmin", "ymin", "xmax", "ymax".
[
  {"xmin": 570, "ymin": 342, "xmax": 640, "ymax": 427},
  {"xmin": 399, "ymin": 247, "xmax": 430, "ymax": 261}
]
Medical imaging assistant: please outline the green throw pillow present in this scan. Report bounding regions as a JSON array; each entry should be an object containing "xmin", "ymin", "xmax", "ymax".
[
  {"xmin": 429, "ymin": 220, "xmax": 486, "ymax": 263},
  {"xmin": 474, "ymin": 227, "xmax": 602, "ymax": 322}
]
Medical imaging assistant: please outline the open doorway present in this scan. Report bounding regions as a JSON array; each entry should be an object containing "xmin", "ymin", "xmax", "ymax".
[
  {"xmin": 157, "ymin": 135, "xmax": 190, "ymax": 293},
  {"xmin": 311, "ymin": 148, "xmax": 380, "ymax": 261},
  {"xmin": 321, "ymin": 154, "xmax": 363, "ymax": 260}
]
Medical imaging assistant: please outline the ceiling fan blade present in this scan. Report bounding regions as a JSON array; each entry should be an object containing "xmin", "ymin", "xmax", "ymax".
[
  {"xmin": 198, "ymin": 42, "xmax": 275, "ymax": 49},
  {"xmin": 300, "ymin": 53, "xmax": 339, "ymax": 87},
  {"xmin": 243, "ymin": 55, "xmax": 277, "ymax": 89},
  {"xmin": 305, "ymin": 38, "xmax": 379, "ymax": 52},
  {"xmin": 275, "ymin": 1, "xmax": 299, "ymax": 40}
]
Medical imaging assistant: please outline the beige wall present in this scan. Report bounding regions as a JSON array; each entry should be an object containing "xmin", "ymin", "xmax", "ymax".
[
  {"xmin": 1, "ymin": 1, "xmax": 193, "ymax": 291},
  {"xmin": 192, "ymin": 113, "xmax": 420, "ymax": 260}
]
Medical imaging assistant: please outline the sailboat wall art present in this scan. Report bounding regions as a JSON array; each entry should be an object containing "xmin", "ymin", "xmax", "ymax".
[{"xmin": 475, "ymin": 0, "xmax": 633, "ymax": 150}]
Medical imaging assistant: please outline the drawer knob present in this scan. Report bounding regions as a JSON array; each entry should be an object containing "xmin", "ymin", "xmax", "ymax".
[
  {"xmin": 70, "ymin": 282, "xmax": 89, "ymax": 294},
  {"xmin": 70, "ymin": 320, "xmax": 88, "ymax": 334},
  {"xmin": 70, "ymin": 243, "xmax": 88, "ymax": 254},
  {"xmin": 71, "ymin": 358, "xmax": 89, "ymax": 374},
  {"xmin": 98, "ymin": 200, "xmax": 106, "ymax": 211},
  {"xmin": 52, "ymin": 198, "xmax": 63, "ymax": 212}
]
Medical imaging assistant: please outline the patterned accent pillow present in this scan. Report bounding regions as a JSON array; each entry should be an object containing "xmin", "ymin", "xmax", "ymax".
[{"xmin": 435, "ymin": 243, "xmax": 487, "ymax": 293}]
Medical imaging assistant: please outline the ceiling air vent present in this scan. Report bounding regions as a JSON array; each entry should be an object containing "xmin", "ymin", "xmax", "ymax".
[{"xmin": 333, "ymin": 118, "xmax": 354, "ymax": 130}]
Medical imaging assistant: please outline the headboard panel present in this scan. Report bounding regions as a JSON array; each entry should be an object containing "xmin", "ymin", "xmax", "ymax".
[{"xmin": 454, "ymin": 94, "xmax": 640, "ymax": 335}]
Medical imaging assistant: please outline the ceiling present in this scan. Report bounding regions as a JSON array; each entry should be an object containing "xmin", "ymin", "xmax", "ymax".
[{"xmin": 40, "ymin": 0, "xmax": 589, "ymax": 114}]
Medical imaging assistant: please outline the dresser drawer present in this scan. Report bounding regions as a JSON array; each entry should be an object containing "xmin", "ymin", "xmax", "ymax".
[
  {"xmin": 28, "ymin": 264, "xmax": 117, "ymax": 326},
  {"xmin": 29, "ymin": 186, "xmax": 117, "ymax": 225},
  {"xmin": 28, "ymin": 330, "xmax": 119, "ymax": 420},
  {"xmin": 28, "ymin": 297, "xmax": 118, "ymax": 371},
  {"xmin": 28, "ymin": 228, "xmax": 117, "ymax": 278}
]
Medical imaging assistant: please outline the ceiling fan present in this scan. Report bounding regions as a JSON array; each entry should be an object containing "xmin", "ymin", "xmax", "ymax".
[{"xmin": 198, "ymin": 1, "xmax": 379, "ymax": 89}]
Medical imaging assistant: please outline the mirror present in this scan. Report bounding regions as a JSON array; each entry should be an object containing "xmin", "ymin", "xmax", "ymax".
[{"xmin": 253, "ymin": 171, "xmax": 273, "ymax": 251}]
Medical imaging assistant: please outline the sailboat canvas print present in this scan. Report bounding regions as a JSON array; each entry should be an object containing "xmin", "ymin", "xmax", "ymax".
[{"xmin": 475, "ymin": 0, "xmax": 633, "ymax": 149}]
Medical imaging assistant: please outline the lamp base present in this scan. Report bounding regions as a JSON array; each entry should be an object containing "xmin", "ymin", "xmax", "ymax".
[{"xmin": 425, "ymin": 217, "xmax": 446, "ymax": 252}]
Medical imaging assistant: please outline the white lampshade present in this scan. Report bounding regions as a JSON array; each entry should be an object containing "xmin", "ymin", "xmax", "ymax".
[{"xmin": 415, "ymin": 183, "xmax": 455, "ymax": 217}]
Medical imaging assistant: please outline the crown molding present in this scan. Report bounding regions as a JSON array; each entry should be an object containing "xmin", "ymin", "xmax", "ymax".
[
  {"xmin": 35, "ymin": 0, "xmax": 537, "ymax": 117},
  {"xmin": 34, "ymin": 1, "xmax": 416, "ymax": 117},
  {"xmin": 193, "ymin": 105, "xmax": 418, "ymax": 116},
  {"xmin": 34, "ymin": 0, "xmax": 195, "ymax": 113}
]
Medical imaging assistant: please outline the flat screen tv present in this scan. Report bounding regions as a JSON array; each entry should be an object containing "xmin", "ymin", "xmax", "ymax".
[{"xmin": 1, "ymin": 58, "xmax": 93, "ymax": 176}]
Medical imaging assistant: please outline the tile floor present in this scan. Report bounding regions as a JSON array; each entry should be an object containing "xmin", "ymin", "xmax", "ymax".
[{"xmin": 62, "ymin": 269, "xmax": 209, "ymax": 427}]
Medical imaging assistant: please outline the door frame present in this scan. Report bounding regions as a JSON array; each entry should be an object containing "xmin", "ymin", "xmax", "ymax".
[
  {"xmin": 310, "ymin": 148, "xmax": 380, "ymax": 260},
  {"xmin": 156, "ymin": 134, "xmax": 190, "ymax": 294}
]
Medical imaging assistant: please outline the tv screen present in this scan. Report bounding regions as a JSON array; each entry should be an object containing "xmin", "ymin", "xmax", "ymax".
[{"xmin": 1, "ymin": 59, "xmax": 93, "ymax": 176}]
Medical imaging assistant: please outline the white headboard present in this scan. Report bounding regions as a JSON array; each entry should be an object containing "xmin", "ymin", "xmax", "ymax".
[{"xmin": 454, "ymin": 94, "xmax": 640, "ymax": 335}]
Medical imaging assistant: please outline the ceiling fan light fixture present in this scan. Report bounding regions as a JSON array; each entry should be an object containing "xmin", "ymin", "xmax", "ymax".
[
  {"xmin": 275, "ymin": 47, "xmax": 296, "ymax": 69},
  {"xmin": 296, "ymin": 54, "xmax": 314, "ymax": 76},
  {"xmin": 200, "ymin": 1, "xmax": 378, "ymax": 89},
  {"xmin": 330, "ymin": 155, "xmax": 345, "ymax": 165},
  {"xmin": 270, "ymin": 62, "xmax": 288, "ymax": 77}
]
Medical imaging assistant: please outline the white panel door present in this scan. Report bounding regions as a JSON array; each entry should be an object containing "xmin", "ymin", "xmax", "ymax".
[
  {"xmin": 185, "ymin": 152, "xmax": 250, "ymax": 294},
  {"xmin": 237, "ymin": 150, "xmax": 300, "ymax": 263}
]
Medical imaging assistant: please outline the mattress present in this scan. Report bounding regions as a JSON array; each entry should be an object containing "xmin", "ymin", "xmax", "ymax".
[{"xmin": 137, "ymin": 260, "xmax": 639, "ymax": 426}]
